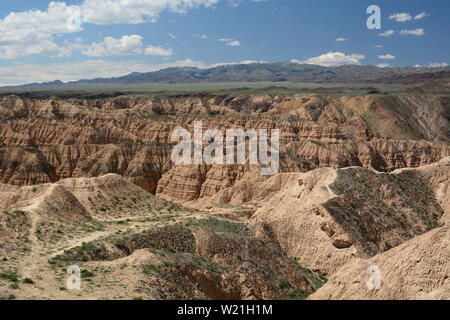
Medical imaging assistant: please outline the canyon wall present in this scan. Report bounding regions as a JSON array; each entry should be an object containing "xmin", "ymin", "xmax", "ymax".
[{"xmin": 0, "ymin": 94, "xmax": 449, "ymax": 204}]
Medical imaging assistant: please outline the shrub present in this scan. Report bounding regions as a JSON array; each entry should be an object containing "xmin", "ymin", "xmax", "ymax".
[
  {"xmin": 23, "ymin": 278, "xmax": 35, "ymax": 284},
  {"xmin": 80, "ymin": 270, "xmax": 95, "ymax": 279},
  {"xmin": 9, "ymin": 283, "xmax": 19, "ymax": 289},
  {"xmin": 0, "ymin": 272, "xmax": 19, "ymax": 282}
]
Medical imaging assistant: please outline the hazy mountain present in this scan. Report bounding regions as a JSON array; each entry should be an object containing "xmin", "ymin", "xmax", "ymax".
[
  {"xmin": 2, "ymin": 80, "xmax": 65, "ymax": 89},
  {"xmin": 4, "ymin": 63, "xmax": 450, "ymax": 88}
]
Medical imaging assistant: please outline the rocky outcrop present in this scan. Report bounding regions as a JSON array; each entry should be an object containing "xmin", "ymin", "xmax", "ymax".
[
  {"xmin": 212, "ymin": 158, "xmax": 449, "ymax": 278},
  {"xmin": 308, "ymin": 158, "xmax": 450, "ymax": 300},
  {"xmin": 309, "ymin": 225, "xmax": 449, "ymax": 300}
]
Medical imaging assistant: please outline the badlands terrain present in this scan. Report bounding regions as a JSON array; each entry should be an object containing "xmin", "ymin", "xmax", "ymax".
[{"xmin": 0, "ymin": 92, "xmax": 449, "ymax": 300}]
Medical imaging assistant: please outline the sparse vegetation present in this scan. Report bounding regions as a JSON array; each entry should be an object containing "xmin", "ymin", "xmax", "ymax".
[
  {"xmin": 22, "ymin": 278, "xmax": 35, "ymax": 284},
  {"xmin": 185, "ymin": 217, "xmax": 251, "ymax": 236},
  {"xmin": 287, "ymin": 289, "xmax": 310, "ymax": 300},
  {"xmin": 0, "ymin": 271, "xmax": 19, "ymax": 283},
  {"xmin": 80, "ymin": 269, "xmax": 95, "ymax": 279}
]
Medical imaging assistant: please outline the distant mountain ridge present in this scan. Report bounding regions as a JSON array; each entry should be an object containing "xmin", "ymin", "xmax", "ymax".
[{"xmin": 4, "ymin": 62, "xmax": 450, "ymax": 88}]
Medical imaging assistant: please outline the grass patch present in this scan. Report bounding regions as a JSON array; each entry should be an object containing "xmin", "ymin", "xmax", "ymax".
[
  {"xmin": 288, "ymin": 289, "xmax": 311, "ymax": 300},
  {"xmin": 291, "ymin": 259, "xmax": 327, "ymax": 290},
  {"xmin": 80, "ymin": 270, "xmax": 95, "ymax": 279},
  {"xmin": 22, "ymin": 278, "xmax": 35, "ymax": 284},
  {"xmin": 185, "ymin": 217, "xmax": 251, "ymax": 236},
  {"xmin": 9, "ymin": 283, "xmax": 19, "ymax": 289},
  {"xmin": 0, "ymin": 271, "xmax": 19, "ymax": 283}
]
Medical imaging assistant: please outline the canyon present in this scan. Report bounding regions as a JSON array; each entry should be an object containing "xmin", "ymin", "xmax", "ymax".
[{"xmin": 0, "ymin": 92, "xmax": 449, "ymax": 300}]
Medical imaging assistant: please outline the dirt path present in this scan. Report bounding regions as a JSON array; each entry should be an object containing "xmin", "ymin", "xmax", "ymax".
[
  {"xmin": 11, "ymin": 210, "xmax": 194, "ymax": 299},
  {"xmin": 17, "ymin": 185, "xmax": 54, "ymax": 280}
]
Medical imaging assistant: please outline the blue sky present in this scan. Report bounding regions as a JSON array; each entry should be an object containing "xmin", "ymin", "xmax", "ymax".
[{"xmin": 0, "ymin": 0, "xmax": 448, "ymax": 85}]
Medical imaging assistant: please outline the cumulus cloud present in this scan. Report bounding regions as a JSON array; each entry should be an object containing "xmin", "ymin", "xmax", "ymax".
[
  {"xmin": 378, "ymin": 29, "xmax": 395, "ymax": 37},
  {"xmin": 377, "ymin": 63, "xmax": 390, "ymax": 68},
  {"xmin": 400, "ymin": 28, "xmax": 425, "ymax": 36},
  {"xmin": 291, "ymin": 52, "xmax": 365, "ymax": 67},
  {"xmin": 378, "ymin": 54, "xmax": 396, "ymax": 60},
  {"xmin": 0, "ymin": 2, "xmax": 82, "ymax": 42},
  {"xmin": 81, "ymin": 0, "xmax": 221, "ymax": 25},
  {"xmin": 414, "ymin": 62, "xmax": 448, "ymax": 68},
  {"xmin": 82, "ymin": 35, "xmax": 145, "ymax": 57},
  {"xmin": 428, "ymin": 62, "xmax": 448, "ymax": 68},
  {"xmin": 414, "ymin": 12, "xmax": 429, "ymax": 20},
  {"xmin": 0, "ymin": 2, "xmax": 82, "ymax": 59},
  {"xmin": 0, "ymin": 0, "xmax": 221, "ymax": 59},
  {"xmin": 336, "ymin": 38, "xmax": 347, "ymax": 42},
  {"xmin": 0, "ymin": 40, "xmax": 75, "ymax": 60},
  {"xmin": 389, "ymin": 13, "xmax": 412, "ymax": 22},
  {"xmin": 388, "ymin": 12, "xmax": 428, "ymax": 22},
  {"xmin": 81, "ymin": 35, "xmax": 173, "ymax": 57}
]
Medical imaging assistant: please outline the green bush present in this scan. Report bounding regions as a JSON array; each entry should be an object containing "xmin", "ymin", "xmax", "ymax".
[{"xmin": 0, "ymin": 272, "xmax": 19, "ymax": 282}]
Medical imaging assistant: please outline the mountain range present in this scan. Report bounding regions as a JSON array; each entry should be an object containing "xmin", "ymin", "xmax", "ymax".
[{"xmin": 4, "ymin": 62, "xmax": 450, "ymax": 88}]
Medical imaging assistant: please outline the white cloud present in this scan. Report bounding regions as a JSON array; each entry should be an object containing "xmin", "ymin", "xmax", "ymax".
[
  {"xmin": 228, "ymin": 0, "xmax": 267, "ymax": 8},
  {"xmin": 226, "ymin": 40, "xmax": 241, "ymax": 47},
  {"xmin": 428, "ymin": 62, "xmax": 448, "ymax": 68},
  {"xmin": 81, "ymin": 0, "xmax": 221, "ymax": 25},
  {"xmin": 0, "ymin": 2, "xmax": 82, "ymax": 42},
  {"xmin": 0, "ymin": 0, "xmax": 221, "ymax": 59},
  {"xmin": 208, "ymin": 59, "xmax": 267, "ymax": 68},
  {"xmin": 378, "ymin": 29, "xmax": 395, "ymax": 37},
  {"xmin": 378, "ymin": 54, "xmax": 396, "ymax": 60},
  {"xmin": 400, "ymin": 28, "xmax": 425, "ymax": 36},
  {"xmin": 218, "ymin": 38, "xmax": 241, "ymax": 46},
  {"xmin": 389, "ymin": 13, "xmax": 412, "ymax": 22},
  {"xmin": 0, "ymin": 2, "xmax": 82, "ymax": 59},
  {"xmin": 0, "ymin": 40, "xmax": 75, "ymax": 60},
  {"xmin": 377, "ymin": 63, "xmax": 390, "ymax": 68},
  {"xmin": 144, "ymin": 45, "xmax": 173, "ymax": 56},
  {"xmin": 414, "ymin": 12, "xmax": 429, "ymax": 20},
  {"xmin": 336, "ymin": 38, "xmax": 347, "ymax": 42},
  {"xmin": 193, "ymin": 34, "xmax": 208, "ymax": 39},
  {"xmin": 374, "ymin": 45, "xmax": 383, "ymax": 48},
  {"xmin": 81, "ymin": 35, "xmax": 173, "ymax": 57},
  {"xmin": 292, "ymin": 52, "xmax": 365, "ymax": 67},
  {"xmin": 168, "ymin": 32, "xmax": 176, "ymax": 40},
  {"xmin": 82, "ymin": 35, "xmax": 144, "ymax": 57},
  {"xmin": 414, "ymin": 62, "xmax": 448, "ymax": 68}
]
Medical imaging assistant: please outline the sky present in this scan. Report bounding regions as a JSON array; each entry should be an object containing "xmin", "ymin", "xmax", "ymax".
[{"xmin": 0, "ymin": 0, "xmax": 449, "ymax": 85}]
